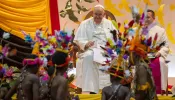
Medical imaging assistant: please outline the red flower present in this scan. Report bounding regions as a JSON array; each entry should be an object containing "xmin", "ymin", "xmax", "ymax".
[{"xmin": 128, "ymin": 20, "xmax": 134, "ymax": 28}]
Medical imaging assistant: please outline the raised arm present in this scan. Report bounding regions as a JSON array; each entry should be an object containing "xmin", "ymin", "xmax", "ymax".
[
  {"xmin": 4, "ymin": 79, "xmax": 20, "ymax": 100},
  {"xmin": 32, "ymin": 75, "xmax": 40, "ymax": 100},
  {"xmin": 125, "ymin": 88, "xmax": 131, "ymax": 100},
  {"xmin": 101, "ymin": 88, "xmax": 107, "ymax": 100}
]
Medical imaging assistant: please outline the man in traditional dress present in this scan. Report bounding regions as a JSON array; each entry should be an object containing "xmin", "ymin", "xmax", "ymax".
[
  {"xmin": 144, "ymin": 9, "xmax": 169, "ymax": 94},
  {"xmin": 4, "ymin": 55, "xmax": 40, "ymax": 100},
  {"xmin": 102, "ymin": 68, "xmax": 130, "ymax": 100},
  {"xmin": 47, "ymin": 51, "xmax": 70, "ymax": 100},
  {"xmin": 74, "ymin": 4, "xmax": 116, "ymax": 94}
]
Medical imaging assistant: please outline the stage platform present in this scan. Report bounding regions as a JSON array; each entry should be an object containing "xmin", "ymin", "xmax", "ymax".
[
  {"xmin": 76, "ymin": 94, "xmax": 175, "ymax": 100},
  {"xmin": 11, "ymin": 94, "xmax": 175, "ymax": 100}
]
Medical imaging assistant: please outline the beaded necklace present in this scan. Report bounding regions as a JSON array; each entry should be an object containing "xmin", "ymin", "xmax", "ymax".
[
  {"xmin": 17, "ymin": 70, "xmax": 28, "ymax": 100},
  {"xmin": 48, "ymin": 67, "xmax": 56, "ymax": 100},
  {"xmin": 39, "ymin": 76, "xmax": 48, "ymax": 99}
]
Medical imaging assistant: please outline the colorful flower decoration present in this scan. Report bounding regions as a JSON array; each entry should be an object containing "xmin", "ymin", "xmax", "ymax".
[
  {"xmin": 0, "ymin": 64, "xmax": 20, "ymax": 79},
  {"xmin": 21, "ymin": 29, "xmax": 33, "ymax": 43},
  {"xmin": 22, "ymin": 58, "xmax": 43, "ymax": 66},
  {"xmin": 39, "ymin": 66, "xmax": 49, "ymax": 82},
  {"xmin": 101, "ymin": 5, "xmax": 164, "ymax": 79},
  {"xmin": 55, "ymin": 30, "xmax": 73, "ymax": 52}
]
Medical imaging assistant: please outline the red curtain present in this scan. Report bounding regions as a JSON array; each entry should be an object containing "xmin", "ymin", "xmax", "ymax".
[{"xmin": 49, "ymin": 0, "xmax": 60, "ymax": 34}]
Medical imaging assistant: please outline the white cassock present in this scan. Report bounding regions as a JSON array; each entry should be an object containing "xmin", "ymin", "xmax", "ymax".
[
  {"xmin": 172, "ymin": 85, "xmax": 175, "ymax": 95},
  {"xmin": 73, "ymin": 18, "xmax": 116, "ymax": 93},
  {"xmin": 147, "ymin": 23, "xmax": 169, "ymax": 91}
]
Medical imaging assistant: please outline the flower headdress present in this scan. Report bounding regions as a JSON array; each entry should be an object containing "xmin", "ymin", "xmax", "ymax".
[
  {"xmin": 48, "ymin": 54, "xmax": 71, "ymax": 68},
  {"xmin": 21, "ymin": 28, "xmax": 55, "ymax": 56},
  {"xmin": 54, "ymin": 29, "xmax": 73, "ymax": 53},
  {"xmin": 101, "ymin": 24, "xmax": 131, "ymax": 79},
  {"xmin": 22, "ymin": 57, "xmax": 43, "ymax": 67},
  {"xmin": 102, "ymin": 5, "xmax": 161, "ymax": 78}
]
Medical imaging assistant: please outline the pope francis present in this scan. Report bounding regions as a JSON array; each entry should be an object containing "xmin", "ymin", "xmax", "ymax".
[{"xmin": 73, "ymin": 4, "xmax": 116, "ymax": 94}]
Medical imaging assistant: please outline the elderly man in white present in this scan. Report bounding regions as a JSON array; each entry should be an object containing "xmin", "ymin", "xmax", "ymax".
[{"xmin": 73, "ymin": 4, "xmax": 116, "ymax": 94}]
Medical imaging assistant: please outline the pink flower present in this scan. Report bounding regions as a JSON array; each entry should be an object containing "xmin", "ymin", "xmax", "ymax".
[
  {"xmin": 5, "ymin": 68, "xmax": 13, "ymax": 77},
  {"xmin": 42, "ymin": 74, "xmax": 49, "ymax": 81},
  {"xmin": 63, "ymin": 72, "xmax": 68, "ymax": 78}
]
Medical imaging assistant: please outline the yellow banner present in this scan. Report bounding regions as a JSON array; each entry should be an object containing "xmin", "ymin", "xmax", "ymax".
[{"xmin": 0, "ymin": 0, "xmax": 51, "ymax": 39}]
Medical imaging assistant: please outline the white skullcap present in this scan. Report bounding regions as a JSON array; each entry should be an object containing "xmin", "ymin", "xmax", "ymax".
[{"xmin": 94, "ymin": 4, "xmax": 104, "ymax": 9}]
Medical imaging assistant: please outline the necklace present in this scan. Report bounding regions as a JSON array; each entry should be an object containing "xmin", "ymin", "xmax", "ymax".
[
  {"xmin": 17, "ymin": 70, "xmax": 28, "ymax": 100},
  {"xmin": 48, "ymin": 76, "xmax": 55, "ymax": 100},
  {"xmin": 39, "ymin": 76, "xmax": 48, "ymax": 99},
  {"xmin": 48, "ymin": 67, "xmax": 56, "ymax": 100}
]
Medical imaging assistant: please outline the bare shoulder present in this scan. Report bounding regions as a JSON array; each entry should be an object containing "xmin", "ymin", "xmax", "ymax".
[
  {"xmin": 102, "ymin": 86, "xmax": 110, "ymax": 93},
  {"xmin": 120, "ymin": 86, "xmax": 130, "ymax": 93},
  {"xmin": 28, "ymin": 74, "xmax": 39, "ymax": 82},
  {"xmin": 55, "ymin": 75, "xmax": 67, "ymax": 84}
]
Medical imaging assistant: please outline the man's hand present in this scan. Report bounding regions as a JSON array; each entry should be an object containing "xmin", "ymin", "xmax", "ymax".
[
  {"xmin": 85, "ymin": 41, "xmax": 95, "ymax": 49},
  {"xmin": 155, "ymin": 52, "xmax": 161, "ymax": 57}
]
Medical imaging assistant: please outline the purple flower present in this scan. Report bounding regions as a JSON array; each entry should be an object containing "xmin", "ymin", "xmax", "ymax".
[
  {"xmin": 123, "ymin": 54, "xmax": 128, "ymax": 60},
  {"xmin": 146, "ymin": 37, "xmax": 152, "ymax": 46},
  {"xmin": 65, "ymin": 35, "xmax": 72, "ymax": 44},
  {"xmin": 142, "ymin": 27, "xmax": 148, "ymax": 35},
  {"xmin": 0, "ymin": 68, "xmax": 6, "ymax": 75},
  {"xmin": 117, "ymin": 40, "xmax": 123, "ymax": 48},
  {"xmin": 140, "ymin": 13, "xmax": 145, "ymax": 24},
  {"xmin": 107, "ymin": 48, "xmax": 114, "ymax": 55}
]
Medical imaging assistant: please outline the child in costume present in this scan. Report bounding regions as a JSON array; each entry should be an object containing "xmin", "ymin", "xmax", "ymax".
[
  {"xmin": 101, "ymin": 66, "xmax": 130, "ymax": 100},
  {"xmin": 47, "ymin": 50, "xmax": 70, "ymax": 100},
  {"xmin": 4, "ymin": 55, "xmax": 41, "ymax": 100}
]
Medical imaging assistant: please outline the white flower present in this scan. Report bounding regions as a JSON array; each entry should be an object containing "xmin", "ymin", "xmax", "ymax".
[
  {"xmin": 3, "ymin": 32, "xmax": 10, "ymax": 39},
  {"xmin": 40, "ymin": 57, "xmax": 48, "ymax": 67},
  {"xmin": 131, "ymin": 6, "xmax": 139, "ymax": 14},
  {"xmin": 67, "ymin": 68, "xmax": 76, "ymax": 77},
  {"xmin": 124, "ymin": 70, "xmax": 131, "ymax": 77}
]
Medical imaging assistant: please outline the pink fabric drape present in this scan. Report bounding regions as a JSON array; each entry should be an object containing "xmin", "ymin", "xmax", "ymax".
[{"xmin": 149, "ymin": 57, "xmax": 161, "ymax": 94}]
